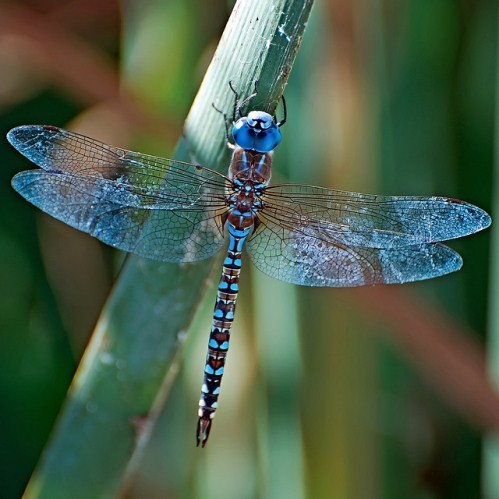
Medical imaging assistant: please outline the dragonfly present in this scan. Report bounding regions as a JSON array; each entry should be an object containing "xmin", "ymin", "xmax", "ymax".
[{"xmin": 7, "ymin": 88, "xmax": 491, "ymax": 447}]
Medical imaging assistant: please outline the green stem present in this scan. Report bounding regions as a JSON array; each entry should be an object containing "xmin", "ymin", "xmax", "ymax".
[
  {"xmin": 24, "ymin": 1, "xmax": 314, "ymax": 498},
  {"xmin": 483, "ymin": 2, "xmax": 499, "ymax": 496}
]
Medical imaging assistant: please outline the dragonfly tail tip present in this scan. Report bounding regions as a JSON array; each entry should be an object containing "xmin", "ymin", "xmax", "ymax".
[{"xmin": 196, "ymin": 416, "xmax": 212, "ymax": 448}]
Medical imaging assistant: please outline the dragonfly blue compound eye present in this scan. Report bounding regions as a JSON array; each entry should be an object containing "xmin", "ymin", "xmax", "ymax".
[{"xmin": 232, "ymin": 111, "xmax": 282, "ymax": 153}]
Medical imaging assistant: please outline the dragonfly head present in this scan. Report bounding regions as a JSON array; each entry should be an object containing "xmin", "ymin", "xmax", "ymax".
[{"xmin": 232, "ymin": 111, "xmax": 282, "ymax": 153}]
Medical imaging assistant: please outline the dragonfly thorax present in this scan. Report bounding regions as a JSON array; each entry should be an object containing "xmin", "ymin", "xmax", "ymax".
[
  {"xmin": 228, "ymin": 148, "xmax": 273, "ymax": 188},
  {"xmin": 232, "ymin": 111, "xmax": 281, "ymax": 153},
  {"xmin": 226, "ymin": 180, "xmax": 261, "ymax": 229}
]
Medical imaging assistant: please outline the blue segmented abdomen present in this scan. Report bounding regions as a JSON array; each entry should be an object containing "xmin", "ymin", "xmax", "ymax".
[{"xmin": 196, "ymin": 227, "xmax": 249, "ymax": 447}]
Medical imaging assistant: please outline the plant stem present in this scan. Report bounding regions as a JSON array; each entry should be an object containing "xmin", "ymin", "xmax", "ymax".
[{"xmin": 24, "ymin": 1, "xmax": 314, "ymax": 497}]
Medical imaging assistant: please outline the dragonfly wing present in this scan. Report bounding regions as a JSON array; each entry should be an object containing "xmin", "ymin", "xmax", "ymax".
[
  {"xmin": 9, "ymin": 126, "xmax": 228, "ymax": 262},
  {"xmin": 246, "ymin": 220, "xmax": 462, "ymax": 287},
  {"xmin": 7, "ymin": 125, "xmax": 228, "ymax": 204},
  {"xmin": 12, "ymin": 171, "xmax": 226, "ymax": 262},
  {"xmin": 262, "ymin": 184, "xmax": 491, "ymax": 248}
]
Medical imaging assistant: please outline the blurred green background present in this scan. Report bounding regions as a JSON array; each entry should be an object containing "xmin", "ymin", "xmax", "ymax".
[{"xmin": 0, "ymin": 0, "xmax": 496, "ymax": 497}]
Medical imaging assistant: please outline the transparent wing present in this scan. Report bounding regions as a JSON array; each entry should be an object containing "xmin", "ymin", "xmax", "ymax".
[
  {"xmin": 246, "ymin": 220, "xmax": 463, "ymax": 287},
  {"xmin": 262, "ymin": 184, "xmax": 491, "ymax": 248},
  {"xmin": 9, "ymin": 125, "xmax": 229, "ymax": 262}
]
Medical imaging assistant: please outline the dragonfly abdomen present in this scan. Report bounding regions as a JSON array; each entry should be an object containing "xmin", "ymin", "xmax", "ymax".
[{"xmin": 196, "ymin": 223, "xmax": 251, "ymax": 447}]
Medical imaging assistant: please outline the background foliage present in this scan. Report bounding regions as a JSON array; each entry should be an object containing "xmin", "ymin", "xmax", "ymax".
[{"xmin": 0, "ymin": 0, "xmax": 496, "ymax": 498}]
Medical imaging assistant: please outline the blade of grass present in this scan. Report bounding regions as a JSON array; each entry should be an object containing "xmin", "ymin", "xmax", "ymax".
[
  {"xmin": 23, "ymin": 1, "xmax": 314, "ymax": 497},
  {"xmin": 483, "ymin": 2, "xmax": 499, "ymax": 496}
]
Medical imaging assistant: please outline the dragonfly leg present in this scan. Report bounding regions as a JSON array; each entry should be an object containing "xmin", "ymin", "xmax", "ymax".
[
  {"xmin": 228, "ymin": 80, "xmax": 259, "ymax": 121},
  {"xmin": 212, "ymin": 102, "xmax": 234, "ymax": 150},
  {"xmin": 228, "ymin": 80, "xmax": 240, "ymax": 122},
  {"xmin": 211, "ymin": 80, "xmax": 261, "ymax": 150},
  {"xmin": 276, "ymin": 94, "xmax": 287, "ymax": 127}
]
